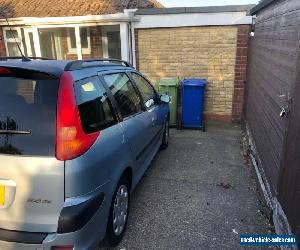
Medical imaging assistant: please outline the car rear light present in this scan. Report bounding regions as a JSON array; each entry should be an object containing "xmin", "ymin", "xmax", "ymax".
[
  {"xmin": 0, "ymin": 67, "xmax": 11, "ymax": 74},
  {"xmin": 56, "ymin": 71, "xmax": 99, "ymax": 161},
  {"xmin": 51, "ymin": 245, "xmax": 74, "ymax": 250}
]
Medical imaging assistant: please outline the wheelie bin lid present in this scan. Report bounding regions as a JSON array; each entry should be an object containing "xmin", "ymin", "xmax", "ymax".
[
  {"xmin": 182, "ymin": 79, "xmax": 207, "ymax": 87},
  {"xmin": 158, "ymin": 77, "xmax": 180, "ymax": 87}
]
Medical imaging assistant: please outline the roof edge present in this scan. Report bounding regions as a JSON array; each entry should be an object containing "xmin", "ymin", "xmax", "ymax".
[
  {"xmin": 0, "ymin": 12, "xmax": 140, "ymax": 26},
  {"xmin": 136, "ymin": 4, "xmax": 255, "ymax": 15},
  {"xmin": 149, "ymin": 0, "xmax": 165, "ymax": 8},
  {"xmin": 250, "ymin": 0, "xmax": 276, "ymax": 15}
]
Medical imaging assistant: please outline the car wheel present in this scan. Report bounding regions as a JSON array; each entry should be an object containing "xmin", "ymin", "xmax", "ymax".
[
  {"xmin": 160, "ymin": 119, "xmax": 169, "ymax": 150},
  {"xmin": 105, "ymin": 177, "xmax": 130, "ymax": 247}
]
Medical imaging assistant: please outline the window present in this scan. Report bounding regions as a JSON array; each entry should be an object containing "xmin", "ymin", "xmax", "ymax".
[
  {"xmin": 131, "ymin": 73, "xmax": 157, "ymax": 108},
  {"xmin": 67, "ymin": 27, "xmax": 91, "ymax": 54},
  {"xmin": 103, "ymin": 73, "xmax": 142, "ymax": 118},
  {"xmin": 74, "ymin": 76, "xmax": 116, "ymax": 133},
  {"xmin": 0, "ymin": 75, "xmax": 59, "ymax": 156},
  {"xmin": 107, "ymin": 31, "xmax": 121, "ymax": 59},
  {"xmin": 5, "ymin": 29, "xmax": 23, "ymax": 56},
  {"xmin": 102, "ymin": 25, "xmax": 121, "ymax": 59},
  {"xmin": 39, "ymin": 29, "xmax": 63, "ymax": 59},
  {"xmin": 28, "ymin": 32, "xmax": 36, "ymax": 57}
]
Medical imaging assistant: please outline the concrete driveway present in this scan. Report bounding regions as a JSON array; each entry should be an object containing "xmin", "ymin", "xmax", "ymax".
[{"xmin": 99, "ymin": 123, "xmax": 271, "ymax": 249}]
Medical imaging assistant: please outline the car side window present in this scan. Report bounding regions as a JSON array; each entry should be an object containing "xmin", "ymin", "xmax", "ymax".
[
  {"xmin": 74, "ymin": 76, "xmax": 117, "ymax": 133},
  {"xmin": 131, "ymin": 73, "xmax": 157, "ymax": 108},
  {"xmin": 103, "ymin": 73, "xmax": 142, "ymax": 118}
]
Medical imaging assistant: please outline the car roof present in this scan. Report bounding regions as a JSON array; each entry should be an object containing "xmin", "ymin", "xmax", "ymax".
[
  {"xmin": 0, "ymin": 60, "xmax": 68, "ymax": 77},
  {"xmin": 0, "ymin": 59, "xmax": 133, "ymax": 78}
]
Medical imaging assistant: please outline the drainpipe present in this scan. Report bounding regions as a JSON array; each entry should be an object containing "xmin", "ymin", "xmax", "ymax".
[
  {"xmin": 128, "ymin": 21, "xmax": 133, "ymax": 65},
  {"xmin": 124, "ymin": 9, "xmax": 138, "ymax": 67}
]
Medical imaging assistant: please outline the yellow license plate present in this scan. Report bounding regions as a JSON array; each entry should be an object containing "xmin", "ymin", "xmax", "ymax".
[{"xmin": 0, "ymin": 185, "xmax": 5, "ymax": 206}]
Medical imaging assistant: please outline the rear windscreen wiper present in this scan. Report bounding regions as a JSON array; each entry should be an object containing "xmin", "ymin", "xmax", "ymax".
[{"xmin": 0, "ymin": 130, "xmax": 31, "ymax": 135}]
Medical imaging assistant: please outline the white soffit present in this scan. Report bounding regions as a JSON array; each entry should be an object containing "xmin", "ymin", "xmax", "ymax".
[{"xmin": 0, "ymin": 13, "xmax": 139, "ymax": 26}]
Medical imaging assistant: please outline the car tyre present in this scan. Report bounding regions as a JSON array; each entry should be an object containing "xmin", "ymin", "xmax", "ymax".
[
  {"xmin": 160, "ymin": 119, "xmax": 169, "ymax": 150},
  {"xmin": 105, "ymin": 176, "xmax": 130, "ymax": 247}
]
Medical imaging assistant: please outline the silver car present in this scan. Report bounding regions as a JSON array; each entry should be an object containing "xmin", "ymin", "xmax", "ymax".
[{"xmin": 0, "ymin": 58, "xmax": 170, "ymax": 249}]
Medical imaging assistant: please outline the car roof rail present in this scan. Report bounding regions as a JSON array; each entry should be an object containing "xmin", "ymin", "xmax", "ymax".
[
  {"xmin": 64, "ymin": 58, "xmax": 133, "ymax": 71},
  {"xmin": 0, "ymin": 56, "xmax": 54, "ymax": 61}
]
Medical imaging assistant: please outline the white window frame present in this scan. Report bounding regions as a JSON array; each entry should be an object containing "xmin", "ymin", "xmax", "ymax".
[
  {"xmin": 23, "ymin": 28, "xmax": 35, "ymax": 57},
  {"xmin": 2, "ymin": 22, "xmax": 129, "ymax": 61},
  {"xmin": 3, "ymin": 27, "xmax": 25, "ymax": 56},
  {"xmin": 67, "ymin": 26, "xmax": 91, "ymax": 55}
]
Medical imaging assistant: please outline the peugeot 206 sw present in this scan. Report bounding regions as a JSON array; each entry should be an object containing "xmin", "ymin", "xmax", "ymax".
[{"xmin": 0, "ymin": 58, "xmax": 170, "ymax": 249}]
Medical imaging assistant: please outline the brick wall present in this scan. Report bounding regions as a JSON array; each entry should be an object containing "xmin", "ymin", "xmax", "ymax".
[
  {"xmin": 90, "ymin": 26, "xmax": 103, "ymax": 58},
  {"xmin": 0, "ymin": 28, "xmax": 7, "ymax": 57},
  {"xmin": 135, "ymin": 25, "xmax": 250, "ymax": 122},
  {"xmin": 60, "ymin": 27, "xmax": 103, "ymax": 60},
  {"xmin": 232, "ymin": 25, "xmax": 250, "ymax": 122}
]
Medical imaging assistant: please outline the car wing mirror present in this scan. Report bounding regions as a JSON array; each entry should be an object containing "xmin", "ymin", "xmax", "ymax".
[
  {"xmin": 160, "ymin": 94, "xmax": 170, "ymax": 103},
  {"xmin": 145, "ymin": 98, "xmax": 155, "ymax": 108}
]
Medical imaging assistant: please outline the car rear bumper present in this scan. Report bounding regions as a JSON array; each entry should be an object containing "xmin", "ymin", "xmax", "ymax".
[{"xmin": 0, "ymin": 182, "xmax": 112, "ymax": 250}]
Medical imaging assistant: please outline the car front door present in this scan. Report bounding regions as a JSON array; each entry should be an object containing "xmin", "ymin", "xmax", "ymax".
[{"xmin": 129, "ymin": 72, "xmax": 165, "ymax": 144}]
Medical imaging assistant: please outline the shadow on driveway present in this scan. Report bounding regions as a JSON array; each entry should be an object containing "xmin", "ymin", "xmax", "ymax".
[{"xmin": 98, "ymin": 122, "xmax": 272, "ymax": 250}]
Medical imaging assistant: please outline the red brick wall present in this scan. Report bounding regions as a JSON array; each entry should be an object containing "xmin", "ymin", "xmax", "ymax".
[
  {"xmin": 0, "ymin": 28, "xmax": 7, "ymax": 57},
  {"xmin": 232, "ymin": 25, "xmax": 251, "ymax": 122},
  {"xmin": 60, "ymin": 29, "xmax": 72, "ymax": 60},
  {"xmin": 40, "ymin": 27, "xmax": 103, "ymax": 60},
  {"xmin": 90, "ymin": 26, "xmax": 103, "ymax": 58},
  {"xmin": 17, "ymin": 82, "xmax": 34, "ymax": 103},
  {"xmin": 79, "ymin": 26, "xmax": 104, "ymax": 59}
]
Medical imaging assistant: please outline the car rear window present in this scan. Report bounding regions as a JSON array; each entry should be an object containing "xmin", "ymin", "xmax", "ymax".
[{"xmin": 0, "ymin": 73, "xmax": 59, "ymax": 156}]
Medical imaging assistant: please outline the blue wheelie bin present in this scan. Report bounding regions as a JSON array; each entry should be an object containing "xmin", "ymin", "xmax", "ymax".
[{"xmin": 181, "ymin": 79, "xmax": 207, "ymax": 131}]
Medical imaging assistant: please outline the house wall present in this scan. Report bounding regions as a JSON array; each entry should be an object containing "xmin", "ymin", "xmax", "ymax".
[
  {"xmin": 135, "ymin": 25, "xmax": 250, "ymax": 122},
  {"xmin": 245, "ymin": 0, "xmax": 300, "ymax": 240},
  {"xmin": 59, "ymin": 29, "xmax": 77, "ymax": 60},
  {"xmin": 90, "ymin": 26, "xmax": 103, "ymax": 59},
  {"xmin": 60, "ymin": 26, "xmax": 103, "ymax": 60},
  {"xmin": 0, "ymin": 28, "xmax": 7, "ymax": 57},
  {"xmin": 232, "ymin": 25, "xmax": 250, "ymax": 122}
]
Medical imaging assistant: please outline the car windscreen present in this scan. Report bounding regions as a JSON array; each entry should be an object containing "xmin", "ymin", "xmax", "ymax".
[{"xmin": 0, "ymin": 72, "xmax": 59, "ymax": 156}]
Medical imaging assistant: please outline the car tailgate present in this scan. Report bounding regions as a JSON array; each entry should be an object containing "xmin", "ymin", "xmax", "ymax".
[{"xmin": 0, "ymin": 155, "xmax": 64, "ymax": 232}]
